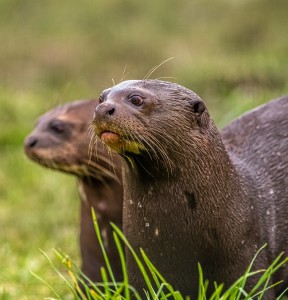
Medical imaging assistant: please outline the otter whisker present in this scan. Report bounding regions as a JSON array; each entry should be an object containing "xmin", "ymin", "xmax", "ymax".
[
  {"xmin": 83, "ymin": 159, "xmax": 120, "ymax": 183},
  {"xmin": 89, "ymin": 126, "xmax": 120, "ymax": 180},
  {"xmin": 144, "ymin": 132, "xmax": 175, "ymax": 175},
  {"xmin": 151, "ymin": 125, "xmax": 184, "ymax": 152},
  {"xmin": 88, "ymin": 124, "xmax": 119, "ymax": 172},
  {"xmin": 120, "ymin": 65, "xmax": 129, "ymax": 83},
  {"xmin": 143, "ymin": 57, "xmax": 174, "ymax": 80},
  {"xmin": 126, "ymin": 125, "xmax": 174, "ymax": 175},
  {"xmin": 91, "ymin": 141, "xmax": 117, "ymax": 170},
  {"xmin": 88, "ymin": 123, "xmax": 99, "ymax": 163},
  {"xmin": 91, "ymin": 135, "xmax": 99, "ymax": 164},
  {"xmin": 114, "ymin": 121, "xmax": 175, "ymax": 175},
  {"xmin": 88, "ymin": 125, "xmax": 94, "ymax": 159},
  {"xmin": 84, "ymin": 166, "xmax": 110, "ymax": 185},
  {"xmin": 106, "ymin": 147, "xmax": 119, "ymax": 179},
  {"xmin": 134, "ymin": 155, "xmax": 155, "ymax": 178},
  {"xmin": 143, "ymin": 127, "xmax": 175, "ymax": 165},
  {"xmin": 131, "ymin": 131, "xmax": 162, "ymax": 169},
  {"xmin": 154, "ymin": 76, "xmax": 177, "ymax": 81},
  {"xmin": 88, "ymin": 135, "xmax": 95, "ymax": 164},
  {"xmin": 122, "ymin": 128, "xmax": 161, "ymax": 169}
]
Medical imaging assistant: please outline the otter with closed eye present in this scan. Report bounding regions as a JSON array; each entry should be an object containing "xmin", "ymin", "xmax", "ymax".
[
  {"xmin": 24, "ymin": 99, "xmax": 123, "ymax": 283},
  {"xmin": 92, "ymin": 80, "xmax": 288, "ymax": 298}
]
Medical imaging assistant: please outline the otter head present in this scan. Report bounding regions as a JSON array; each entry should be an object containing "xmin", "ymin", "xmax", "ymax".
[
  {"xmin": 24, "ymin": 99, "xmax": 120, "ymax": 180},
  {"xmin": 93, "ymin": 80, "xmax": 213, "ymax": 177}
]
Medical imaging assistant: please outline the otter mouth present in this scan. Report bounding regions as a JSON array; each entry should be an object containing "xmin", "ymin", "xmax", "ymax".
[
  {"xmin": 26, "ymin": 150, "xmax": 118, "ymax": 180},
  {"xmin": 26, "ymin": 152, "xmax": 90, "ymax": 176},
  {"xmin": 24, "ymin": 148, "xmax": 44, "ymax": 164},
  {"xmin": 25, "ymin": 150, "xmax": 63, "ymax": 170},
  {"xmin": 100, "ymin": 131, "xmax": 122, "ymax": 145},
  {"xmin": 99, "ymin": 130, "xmax": 128, "ymax": 153},
  {"xmin": 25, "ymin": 149, "xmax": 72, "ymax": 172},
  {"xmin": 98, "ymin": 129, "xmax": 145, "ymax": 155}
]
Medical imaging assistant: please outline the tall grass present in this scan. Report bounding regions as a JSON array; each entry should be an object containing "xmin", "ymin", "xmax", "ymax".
[{"xmin": 36, "ymin": 209, "xmax": 288, "ymax": 300}]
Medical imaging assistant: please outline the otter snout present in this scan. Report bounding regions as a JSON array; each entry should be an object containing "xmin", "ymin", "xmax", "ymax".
[
  {"xmin": 24, "ymin": 135, "xmax": 38, "ymax": 149},
  {"xmin": 93, "ymin": 103, "xmax": 115, "ymax": 122},
  {"xmin": 24, "ymin": 135, "xmax": 39, "ymax": 160}
]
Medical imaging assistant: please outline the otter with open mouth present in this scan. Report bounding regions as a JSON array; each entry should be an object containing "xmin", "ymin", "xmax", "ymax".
[{"xmin": 92, "ymin": 79, "xmax": 288, "ymax": 298}]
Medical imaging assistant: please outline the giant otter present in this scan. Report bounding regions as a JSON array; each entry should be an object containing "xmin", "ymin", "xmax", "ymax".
[
  {"xmin": 24, "ymin": 99, "xmax": 123, "ymax": 283},
  {"xmin": 92, "ymin": 80, "xmax": 288, "ymax": 298}
]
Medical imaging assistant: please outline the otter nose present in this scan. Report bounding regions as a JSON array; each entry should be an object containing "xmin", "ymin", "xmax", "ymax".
[
  {"xmin": 93, "ymin": 103, "xmax": 115, "ymax": 120},
  {"xmin": 25, "ymin": 136, "xmax": 38, "ymax": 148}
]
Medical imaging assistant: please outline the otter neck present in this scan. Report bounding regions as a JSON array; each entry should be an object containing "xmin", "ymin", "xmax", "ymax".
[
  {"xmin": 124, "ymin": 130, "xmax": 243, "ymax": 195},
  {"xmin": 77, "ymin": 176, "xmax": 101, "ymax": 207},
  {"xmin": 121, "ymin": 132, "xmax": 256, "ymax": 298},
  {"xmin": 122, "ymin": 130, "xmax": 251, "ymax": 252},
  {"xmin": 78, "ymin": 175, "xmax": 122, "ymax": 223}
]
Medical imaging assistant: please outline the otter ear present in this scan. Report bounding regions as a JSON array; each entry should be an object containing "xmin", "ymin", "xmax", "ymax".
[
  {"xmin": 188, "ymin": 99, "xmax": 208, "ymax": 127},
  {"xmin": 189, "ymin": 99, "xmax": 206, "ymax": 117}
]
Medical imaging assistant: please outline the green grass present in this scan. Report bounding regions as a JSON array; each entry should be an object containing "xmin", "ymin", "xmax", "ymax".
[
  {"xmin": 34, "ymin": 211, "xmax": 288, "ymax": 300},
  {"xmin": 1, "ymin": 0, "xmax": 288, "ymax": 298}
]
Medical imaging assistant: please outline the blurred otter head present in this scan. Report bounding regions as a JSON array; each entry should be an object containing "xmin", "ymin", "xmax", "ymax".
[{"xmin": 24, "ymin": 99, "xmax": 121, "ymax": 182}]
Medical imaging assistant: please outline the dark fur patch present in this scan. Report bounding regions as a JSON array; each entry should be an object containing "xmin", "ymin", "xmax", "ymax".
[{"xmin": 184, "ymin": 191, "xmax": 197, "ymax": 210}]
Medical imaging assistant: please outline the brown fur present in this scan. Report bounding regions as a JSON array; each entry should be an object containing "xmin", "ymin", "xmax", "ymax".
[
  {"xmin": 24, "ymin": 99, "xmax": 123, "ymax": 283},
  {"xmin": 92, "ymin": 80, "xmax": 288, "ymax": 298}
]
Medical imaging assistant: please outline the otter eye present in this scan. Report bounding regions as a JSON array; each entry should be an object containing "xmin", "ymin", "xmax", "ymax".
[
  {"xmin": 49, "ymin": 120, "xmax": 65, "ymax": 134},
  {"xmin": 129, "ymin": 95, "xmax": 144, "ymax": 106},
  {"xmin": 99, "ymin": 95, "xmax": 104, "ymax": 104}
]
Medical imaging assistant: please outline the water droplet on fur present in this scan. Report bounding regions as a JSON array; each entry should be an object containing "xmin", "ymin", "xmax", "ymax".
[
  {"xmin": 148, "ymin": 186, "xmax": 154, "ymax": 196},
  {"xmin": 266, "ymin": 210, "xmax": 271, "ymax": 215},
  {"xmin": 129, "ymin": 199, "xmax": 134, "ymax": 205},
  {"xmin": 269, "ymin": 189, "xmax": 274, "ymax": 195},
  {"xmin": 145, "ymin": 222, "xmax": 150, "ymax": 227},
  {"xmin": 137, "ymin": 202, "xmax": 142, "ymax": 208}
]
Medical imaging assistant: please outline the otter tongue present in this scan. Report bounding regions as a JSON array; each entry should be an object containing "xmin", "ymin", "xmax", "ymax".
[{"xmin": 101, "ymin": 131, "xmax": 121, "ymax": 145}]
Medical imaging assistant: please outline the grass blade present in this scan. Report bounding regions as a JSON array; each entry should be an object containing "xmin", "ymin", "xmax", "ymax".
[
  {"xmin": 110, "ymin": 222, "xmax": 157, "ymax": 298},
  {"xmin": 113, "ymin": 231, "xmax": 130, "ymax": 300},
  {"xmin": 41, "ymin": 249, "xmax": 81, "ymax": 299},
  {"xmin": 100, "ymin": 267, "xmax": 112, "ymax": 298},
  {"xmin": 248, "ymin": 252, "xmax": 288, "ymax": 297},
  {"xmin": 91, "ymin": 208, "xmax": 117, "ymax": 287},
  {"xmin": 30, "ymin": 270, "xmax": 62, "ymax": 300},
  {"xmin": 140, "ymin": 248, "xmax": 184, "ymax": 299}
]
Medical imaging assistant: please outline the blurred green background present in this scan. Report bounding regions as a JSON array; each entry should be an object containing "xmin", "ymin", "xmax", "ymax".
[{"xmin": 0, "ymin": 0, "xmax": 287, "ymax": 298}]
